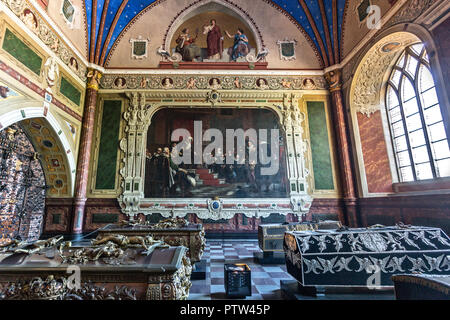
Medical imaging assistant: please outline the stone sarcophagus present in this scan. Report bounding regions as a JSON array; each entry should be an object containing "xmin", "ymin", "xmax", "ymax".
[
  {"xmin": 0, "ymin": 236, "xmax": 192, "ymax": 300},
  {"xmin": 283, "ymin": 226, "xmax": 450, "ymax": 288},
  {"xmin": 96, "ymin": 219, "xmax": 205, "ymax": 263},
  {"xmin": 258, "ymin": 221, "xmax": 342, "ymax": 252}
]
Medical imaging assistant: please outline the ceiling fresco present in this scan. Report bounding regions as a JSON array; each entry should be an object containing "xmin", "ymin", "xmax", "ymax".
[{"xmin": 83, "ymin": 0, "xmax": 348, "ymax": 67}]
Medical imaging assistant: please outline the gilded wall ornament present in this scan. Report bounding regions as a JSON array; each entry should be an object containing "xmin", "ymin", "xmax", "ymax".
[{"xmin": 351, "ymin": 33, "xmax": 416, "ymax": 117}]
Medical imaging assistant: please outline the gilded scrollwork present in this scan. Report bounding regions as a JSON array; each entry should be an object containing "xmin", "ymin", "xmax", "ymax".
[{"xmin": 0, "ymin": 276, "xmax": 138, "ymax": 300}]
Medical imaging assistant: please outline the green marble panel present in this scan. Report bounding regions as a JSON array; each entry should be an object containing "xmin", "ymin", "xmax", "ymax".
[
  {"xmin": 95, "ymin": 100, "xmax": 122, "ymax": 190},
  {"xmin": 2, "ymin": 28, "xmax": 42, "ymax": 75},
  {"xmin": 92, "ymin": 213, "xmax": 119, "ymax": 224},
  {"xmin": 60, "ymin": 76, "xmax": 81, "ymax": 106},
  {"xmin": 307, "ymin": 101, "xmax": 335, "ymax": 190}
]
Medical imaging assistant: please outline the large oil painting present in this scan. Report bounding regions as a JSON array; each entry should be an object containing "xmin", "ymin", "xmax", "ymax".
[{"xmin": 144, "ymin": 108, "xmax": 288, "ymax": 199}]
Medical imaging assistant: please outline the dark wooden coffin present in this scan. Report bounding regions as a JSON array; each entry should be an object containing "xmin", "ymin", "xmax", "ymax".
[
  {"xmin": 392, "ymin": 274, "xmax": 450, "ymax": 300},
  {"xmin": 0, "ymin": 246, "xmax": 191, "ymax": 300},
  {"xmin": 283, "ymin": 226, "xmax": 450, "ymax": 288},
  {"xmin": 97, "ymin": 223, "xmax": 205, "ymax": 263},
  {"xmin": 258, "ymin": 221, "xmax": 342, "ymax": 252}
]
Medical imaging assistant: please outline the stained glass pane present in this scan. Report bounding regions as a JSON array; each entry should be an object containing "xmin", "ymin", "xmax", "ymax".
[
  {"xmin": 405, "ymin": 113, "xmax": 422, "ymax": 132},
  {"xmin": 400, "ymin": 166, "xmax": 414, "ymax": 182},
  {"xmin": 390, "ymin": 69, "xmax": 402, "ymax": 87},
  {"xmin": 405, "ymin": 54, "xmax": 419, "ymax": 77},
  {"xmin": 392, "ymin": 121, "xmax": 405, "ymax": 137},
  {"xmin": 423, "ymin": 104, "xmax": 443, "ymax": 125},
  {"xmin": 412, "ymin": 145, "xmax": 429, "ymax": 163},
  {"xmin": 415, "ymin": 162, "xmax": 433, "ymax": 180},
  {"xmin": 401, "ymin": 77, "xmax": 416, "ymax": 101},
  {"xmin": 409, "ymin": 130, "xmax": 425, "ymax": 148},
  {"xmin": 420, "ymin": 88, "xmax": 439, "ymax": 109},
  {"xmin": 397, "ymin": 53, "xmax": 406, "ymax": 68},
  {"xmin": 436, "ymin": 158, "xmax": 450, "ymax": 177},
  {"xmin": 397, "ymin": 150, "xmax": 411, "ymax": 167},
  {"xmin": 403, "ymin": 98, "xmax": 419, "ymax": 117},
  {"xmin": 418, "ymin": 65, "xmax": 435, "ymax": 93},
  {"xmin": 394, "ymin": 135, "xmax": 408, "ymax": 152},
  {"xmin": 389, "ymin": 106, "xmax": 402, "ymax": 123},
  {"xmin": 428, "ymin": 122, "xmax": 447, "ymax": 142},
  {"xmin": 432, "ymin": 140, "xmax": 450, "ymax": 159},
  {"xmin": 387, "ymin": 86, "xmax": 400, "ymax": 108},
  {"xmin": 410, "ymin": 43, "xmax": 424, "ymax": 56}
]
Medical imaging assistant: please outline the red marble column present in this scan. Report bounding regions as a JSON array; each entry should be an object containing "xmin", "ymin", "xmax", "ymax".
[
  {"xmin": 71, "ymin": 70, "xmax": 102, "ymax": 234},
  {"xmin": 325, "ymin": 70, "xmax": 358, "ymax": 227}
]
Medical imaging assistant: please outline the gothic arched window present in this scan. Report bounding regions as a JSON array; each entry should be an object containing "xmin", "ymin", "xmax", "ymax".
[{"xmin": 385, "ymin": 43, "xmax": 450, "ymax": 182}]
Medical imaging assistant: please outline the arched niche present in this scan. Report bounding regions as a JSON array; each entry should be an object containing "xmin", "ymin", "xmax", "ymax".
[
  {"xmin": 348, "ymin": 23, "xmax": 447, "ymax": 197},
  {"xmin": 0, "ymin": 123, "xmax": 46, "ymax": 245},
  {"xmin": 163, "ymin": 0, "xmax": 264, "ymax": 53},
  {"xmin": 0, "ymin": 107, "xmax": 76, "ymax": 197}
]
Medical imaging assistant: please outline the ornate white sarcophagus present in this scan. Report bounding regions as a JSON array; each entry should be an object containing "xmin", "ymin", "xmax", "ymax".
[{"xmin": 283, "ymin": 226, "xmax": 450, "ymax": 288}]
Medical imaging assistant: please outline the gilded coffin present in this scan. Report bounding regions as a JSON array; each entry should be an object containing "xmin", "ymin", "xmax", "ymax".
[{"xmin": 283, "ymin": 226, "xmax": 450, "ymax": 287}]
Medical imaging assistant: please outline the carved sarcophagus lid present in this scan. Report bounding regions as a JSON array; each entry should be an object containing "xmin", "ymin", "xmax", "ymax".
[
  {"xmin": 0, "ymin": 244, "xmax": 192, "ymax": 300},
  {"xmin": 258, "ymin": 220, "xmax": 342, "ymax": 252},
  {"xmin": 97, "ymin": 221, "xmax": 206, "ymax": 263},
  {"xmin": 283, "ymin": 226, "xmax": 450, "ymax": 287}
]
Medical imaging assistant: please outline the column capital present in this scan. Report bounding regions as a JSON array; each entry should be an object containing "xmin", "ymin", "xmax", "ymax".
[
  {"xmin": 324, "ymin": 69, "xmax": 342, "ymax": 92},
  {"xmin": 86, "ymin": 68, "xmax": 103, "ymax": 91}
]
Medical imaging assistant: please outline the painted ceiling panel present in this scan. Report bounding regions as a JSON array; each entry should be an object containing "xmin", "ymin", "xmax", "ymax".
[{"xmin": 84, "ymin": 0, "xmax": 348, "ymax": 66}]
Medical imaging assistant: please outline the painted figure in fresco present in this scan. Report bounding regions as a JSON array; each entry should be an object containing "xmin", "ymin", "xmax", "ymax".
[
  {"xmin": 225, "ymin": 28, "xmax": 250, "ymax": 62},
  {"xmin": 203, "ymin": 19, "xmax": 223, "ymax": 60},
  {"xmin": 175, "ymin": 28, "xmax": 202, "ymax": 62}
]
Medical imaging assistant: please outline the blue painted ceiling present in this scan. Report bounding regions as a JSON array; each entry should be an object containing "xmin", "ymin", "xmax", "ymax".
[{"xmin": 84, "ymin": 0, "xmax": 347, "ymax": 66}]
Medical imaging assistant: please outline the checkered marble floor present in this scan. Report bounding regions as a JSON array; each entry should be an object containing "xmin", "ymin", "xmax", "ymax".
[{"xmin": 188, "ymin": 239, "xmax": 295, "ymax": 300}]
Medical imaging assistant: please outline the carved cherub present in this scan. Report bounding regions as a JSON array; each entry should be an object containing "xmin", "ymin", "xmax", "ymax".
[{"xmin": 186, "ymin": 77, "xmax": 196, "ymax": 89}]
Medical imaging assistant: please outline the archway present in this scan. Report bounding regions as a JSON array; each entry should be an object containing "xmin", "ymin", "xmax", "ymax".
[
  {"xmin": 0, "ymin": 107, "xmax": 76, "ymax": 196},
  {"xmin": 348, "ymin": 25, "xmax": 448, "ymax": 197},
  {"xmin": 0, "ymin": 123, "xmax": 45, "ymax": 245},
  {"xmin": 164, "ymin": 0, "xmax": 264, "ymax": 54}
]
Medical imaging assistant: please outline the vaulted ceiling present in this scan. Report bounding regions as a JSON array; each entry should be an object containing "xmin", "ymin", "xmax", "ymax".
[{"xmin": 84, "ymin": 0, "xmax": 348, "ymax": 67}]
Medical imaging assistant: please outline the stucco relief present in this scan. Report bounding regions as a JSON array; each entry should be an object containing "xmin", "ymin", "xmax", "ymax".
[
  {"xmin": 351, "ymin": 32, "xmax": 416, "ymax": 117},
  {"xmin": 100, "ymin": 74, "xmax": 326, "ymax": 91},
  {"xmin": 1, "ymin": 0, "xmax": 87, "ymax": 82}
]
